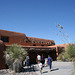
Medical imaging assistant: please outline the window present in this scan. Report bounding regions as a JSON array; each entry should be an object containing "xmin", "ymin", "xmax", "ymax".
[
  {"xmin": 38, "ymin": 41, "xmax": 41, "ymax": 43},
  {"xmin": 41, "ymin": 45, "xmax": 44, "ymax": 46},
  {"xmin": 43, "ymin": 42, "xmax": 45, "ymax": 44},
  {"xmin": 33, "ymin": 44, "xmax": 36, "ymax": 46},
  {"xmin": 35, "ymin": 41, "xmax": 37, "ymax": 43},
  {"xmin": 29, "ymin": 40, "xmax": 31, "ymax": 42},
  {"xmin": 49, "ymin": 42, "xmax": 51, "ymax": 44},
  {"xmin": 46, "ymin": 42, "xmax": 47, "ymax": 44},
  {"xmin": 32, "ymin": 40, "xmax": 35, "ymax": 43},
  {"xmin": 24, "ymin": 39, "xmax": 28, "ymax": 43},
  {"xmin": 48, "ymin": 45, "xmax": 51, "ymax": 46},
  {"xmin": 1, "ymin": 36, "xmax": 9, "ymax": 42},
  {"xmin": 51, "ymin": 42, "xmax": 53, "ymax": 44},
  {"xmin": 41, "ymin": 41, "xmax": 44, "ymax": 44},
  {"xmin": 29, "ymin": 38, "xmax": 31, "ymax": 42}
]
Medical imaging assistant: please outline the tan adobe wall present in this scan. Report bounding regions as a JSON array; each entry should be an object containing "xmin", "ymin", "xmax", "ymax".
[
  {"xmin": 0, "ymin": 29, "xmax": 55, "ymax": 46},
  {"xmin": 0, "ymin": 40, "xmax": 6, "ymax": 70}
]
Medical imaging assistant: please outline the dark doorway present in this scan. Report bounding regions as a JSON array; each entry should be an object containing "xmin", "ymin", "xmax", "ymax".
[{"xmin": 28, "ymin": 49, "xmax": 57, "ymax": 64}]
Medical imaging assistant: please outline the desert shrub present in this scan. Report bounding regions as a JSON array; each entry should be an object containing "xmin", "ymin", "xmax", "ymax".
[
  {"xmin": 57, "ymin": 50, "xmax": 70, "ymax": 61},
  {"xmin": 65, "ymin": 44, "xmax": 75, "ymax": 75},
  {"xmin": 66, "ymin": 44, "xmax": 75, "ymax": 61},
  {"xmin": 57, "ymin": 52, "xmax": 64, "ymax": 61},
  {"xmin": 57, "ymin": 44, "xmax": 75, "ymax": 62},
  {"xmin": 4, "ymin": 44, "xmax": 27, "ymax": 72}
]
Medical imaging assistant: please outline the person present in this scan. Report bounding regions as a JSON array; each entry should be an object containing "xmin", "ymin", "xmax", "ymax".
[
  {"xmin": 26, "ymin": 55, "xmax": 30, "ymax": 68},
  {"xmin": 37, "ymin": 54, "xmax": 41, "ymax": 64},
  {"xmin": 45, "ymin": 58, "xmax": 48, "ymax": 66},
  {"xmin": 23, "ymin": 59, "xmax": 26, "ymax": 67},
  {"xmin": 41, "ymin": 54, "xmax": 45, "ymax": 66},
  {"xmin": 38, "ymin": 61, "xmax": 43, "ymax": 74},
  {"xmin": 47, "ymin": 55, "xmax": 52, "ymax": 72}
]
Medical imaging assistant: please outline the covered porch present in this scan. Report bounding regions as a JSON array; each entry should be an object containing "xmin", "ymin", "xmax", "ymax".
[{"xmin": 23, "ymin": 46, "xmax": 57, "ymax": 64}]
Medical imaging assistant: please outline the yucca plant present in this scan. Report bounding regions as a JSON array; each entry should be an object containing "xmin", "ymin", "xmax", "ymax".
[{"xmin": 4, "ymin": 44, "xmax": 27, "ymax": 72}]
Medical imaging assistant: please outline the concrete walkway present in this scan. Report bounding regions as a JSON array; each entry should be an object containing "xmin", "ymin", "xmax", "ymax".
[
  {"xmin": 35, "ymin": 61, "xmax": 74, "ymax": 75},
  {"xmin": 0, "ymin": 61, "xmax": 74, "ymax": 75}
]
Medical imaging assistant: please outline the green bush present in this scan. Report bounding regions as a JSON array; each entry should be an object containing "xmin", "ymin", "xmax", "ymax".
[
  {"xmin": 65, "ymin": 44, "xmax": 75, "ymax": 75},
  {"xmin": 57, "ymin": 52, "xmax": 69, "ymax": 61},
  {"xmin": 57, "ymin": 44, "xmax": 75, "ymax": 62},
  {"xmin": 5, "ymin": 44, "xmax": 27, "ymax": 60},
  {"xmin": 66, "ymin": 44, "xmax": 75, "ymax": 61},
  {"xmin": 4, "ymin": 44, "xmax": 27, "ymax": 72},
  {"xmin": 57, "ymin": 52, "xmax": 64, "ymax": 61}
]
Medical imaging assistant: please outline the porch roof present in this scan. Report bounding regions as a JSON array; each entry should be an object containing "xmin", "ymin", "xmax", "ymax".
[{"xmin": 5, "ymin": 44, "xmax": 56, "ymax": 51}]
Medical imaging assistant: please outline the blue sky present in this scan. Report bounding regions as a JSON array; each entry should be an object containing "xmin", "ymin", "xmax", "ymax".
[{"xmin": 0, "ymin": 0, "xmax": 75, "ymax": 45}]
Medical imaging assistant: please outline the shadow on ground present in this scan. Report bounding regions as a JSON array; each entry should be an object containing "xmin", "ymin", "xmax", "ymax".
[
  {"xmin": 51, "ymin": 68, "xmax": 59, "ymax": 71},
  {"xmin": 22, "ymin": 66, "xmax": 39, "ymax": 72},
  {"xmin": 42, "ymin": 68, "xmax": 59, "ymax": 74}
]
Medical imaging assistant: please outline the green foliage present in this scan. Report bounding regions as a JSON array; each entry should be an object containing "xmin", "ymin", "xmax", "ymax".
[
  {"xmin": 57, "ymin": 52, "xmax": 69, "ymax": 61},
  {"xmin": 4, "ymin": 44, "xmax": 27, "ymax": 70},
  {"xmin": 66, "ymin": 44, "xmax": 75, "ymax": 60},
  {"xmin": 5, "ymin": 44, "xmax": 27, "ymax": 61},
  {"xmin": 57, "ymin": 44, "xmax": 75, "ymax": 62},
  {"xmin": 65, "ymin": 44, "xmax": 75, "ymax": 75},
  {"xmin": 57, "ymin": 52, "xmax": 64, "ymax": 61}
]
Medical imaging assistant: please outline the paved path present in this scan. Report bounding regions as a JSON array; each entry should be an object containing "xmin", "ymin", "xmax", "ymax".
[
  {"xmin": 0, "ymin": 61, "xmax": 74, "ymax": 75},
  {"xmin": 35, "ymin": 61, "xmax": 74, "ymax": 75}
]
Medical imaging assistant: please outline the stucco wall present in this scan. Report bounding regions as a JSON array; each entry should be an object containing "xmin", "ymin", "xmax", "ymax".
[{"xmin": 0, "ymin": 40, "xmax": 6, "ymax": 70}]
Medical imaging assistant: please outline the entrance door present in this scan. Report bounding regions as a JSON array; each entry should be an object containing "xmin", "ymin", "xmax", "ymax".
[{"xmin": 28, "ymin": 51, "xmax": 37, "ymax": 64}]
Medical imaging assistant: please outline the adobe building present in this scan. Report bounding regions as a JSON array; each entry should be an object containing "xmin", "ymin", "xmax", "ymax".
[
  {"xmin": 0, "ymin": 29, "xmax": 67, "ymax": 70},
  {"xmin": 0, "ymin": 40, "xmax": 6, "ymax": 69}
]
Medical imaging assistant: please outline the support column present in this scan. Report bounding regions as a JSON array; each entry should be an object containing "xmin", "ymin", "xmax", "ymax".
[{"xmin": 56, "ymin": 46, "xmax": 59, "ymax": 56}]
